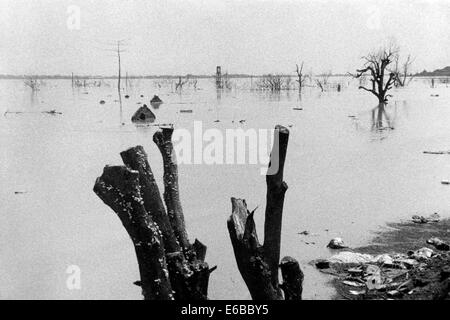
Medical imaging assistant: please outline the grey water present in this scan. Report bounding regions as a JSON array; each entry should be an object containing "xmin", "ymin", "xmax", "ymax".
[{"xmin": 1, "ymin": 77, "xmax": 449, "ymax": 299}]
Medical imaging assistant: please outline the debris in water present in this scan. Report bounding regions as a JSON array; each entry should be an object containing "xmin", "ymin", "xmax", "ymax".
[
  {"xmin": 99, "ymin": 100, "xmax": 106, "ymax": 104},
  {"xmin": 150, "ymin": 95, "xmax": 163, "ymax": 103},
  {"xmin": 293, "ymin": 108, "xmax": 303, "ymax": 111},
  {"xmin": 423, "ymin": 150, "xmax": 450, "ymax": 155},
  {"xmin": 180, "ymin": 109, "xmax": 193, "ymax": 113},
  {"xmin": 298, "ymin": 230, "xmax": 310, "ymax": 235},
  {"xmin": 213, "ymin": 120, "xmax": 220, "ymax": 123},
  {"xmin": 327, "ymin": 237, "xmax": 348, "ymax": 249},
  {"xmin": 14, "ymin": 191, "xmax": 27, "ymax": 194},
  {"xmin": 131, "ymin": 104, "xmax": 156, "ymax": 123},
  {"xmin": 42, "ymin": 110, "xmax": 62, "ymax": 115},
  {"xmin": 441, "ymin": 180, "xmax": 450, "ymax": 185}
]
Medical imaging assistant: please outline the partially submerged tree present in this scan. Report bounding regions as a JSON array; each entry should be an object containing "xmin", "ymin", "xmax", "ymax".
[
  {"xmin": 392, "ymin": 54, "xmax": 414, "ymax": 87},
  {"xmin": 259, "ymin": 74, "xmax": 283, "ymax": 91},
  {"xmin": 24, "ymin": 77, "xmax": 40, "ymax": 91},
  {"xmin": 93, "ymin": 125, "xmax": 303, "ymax": 300},
  {"xmin": 354, "ymin": 46, "xmax": 397, "ymax": 104},
  {"xmin": 175, "ymin": 76, "xmax": 189, "ymax": 91},
  {"xmin": 93, "ymin": 127, "xmax": 214, "ymax": 300},
  {"xmin": 227, "ymin": 125, "xmax": 303, "ymax": 300},
  {"xmin": 315, "ymin": 71, "xmax": 331, "ymax": 92},
  {"xmin": 295, "ymin": 62, "xmax": 308, "ymax": 94}
]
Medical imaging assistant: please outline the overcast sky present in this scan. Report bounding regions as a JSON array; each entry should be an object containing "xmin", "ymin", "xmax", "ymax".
[{"xmin": 0, "ymin": 0, "xmax": 448, "ymax": 75}]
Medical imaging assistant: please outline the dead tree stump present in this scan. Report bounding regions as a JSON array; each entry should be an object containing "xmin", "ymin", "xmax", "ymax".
[
  {"xmin": 227, "ymin": 125, "xmax": 303, "ymax": 300},
  {"xmin": 93, "ymin": 127, "xmax": 214, "ymax": 300}
]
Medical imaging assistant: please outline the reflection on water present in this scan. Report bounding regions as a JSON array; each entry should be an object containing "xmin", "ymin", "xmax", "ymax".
[{"xmin": 371, "ymin": 103, "xmax": 394, "ymax": 131}]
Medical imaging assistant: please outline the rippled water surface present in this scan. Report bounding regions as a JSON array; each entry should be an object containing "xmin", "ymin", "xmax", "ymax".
[{"xmin": 1, "ymin": 77, "xmax": 450, "ymax": 299}]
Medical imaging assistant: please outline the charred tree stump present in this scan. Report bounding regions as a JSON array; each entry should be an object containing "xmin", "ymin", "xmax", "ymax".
[
  {"xmin": 93, "ymin": 127, "xmax": 213, "ymax": 300},
  {"xmin": 227, "ymin": 125, "xmax": 303, "ymax": 300},
  {"xmin": 153, "ymin": 128, "xmax": 190, "ymax": 251},
  {"xmin": 93, "ymin": 166, "xmax": 173, "ymax": 300}
]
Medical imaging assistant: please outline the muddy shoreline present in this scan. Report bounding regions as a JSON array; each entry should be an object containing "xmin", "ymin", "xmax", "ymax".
[{"xmin": 315, "ymin": 218, "xmax": 450, "ymax": 300}]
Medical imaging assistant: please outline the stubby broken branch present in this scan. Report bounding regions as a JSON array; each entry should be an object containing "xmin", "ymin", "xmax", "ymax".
[{"xmin": 227, "ymin": 125, "xmax": 303, "ymax": 300}]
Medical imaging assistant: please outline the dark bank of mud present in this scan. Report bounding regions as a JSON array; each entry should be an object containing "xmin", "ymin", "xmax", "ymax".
[{"xmin": 314, "ymin": 218, "xmax": 450, "ymax": 300}]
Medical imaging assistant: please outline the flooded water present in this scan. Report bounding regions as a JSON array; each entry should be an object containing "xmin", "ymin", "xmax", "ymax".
[{"xmin": 1, "ymin": 77, "xmax": 450, "ymax": 299}]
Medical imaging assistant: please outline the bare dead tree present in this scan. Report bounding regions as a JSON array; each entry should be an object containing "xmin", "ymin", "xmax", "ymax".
[
  {"xmin": 93, "ymin": 127, "xmax": 215, "ymax": 300},
  {"xmin": 24, "ymin": 77, "xmax": 40, "ymax": 91},
  {"xmin": 315, "ymin": 71, "xmax": 331, "ymax": 92},
  {"xmin": 354, "ymin": 45, "xmax": 397, "ymax": 104},
  {"xmin": 392, "ymin": 54, "xmax": 415, "ymax": 87},
  {"xmin": 175, "ymin": 76, "xmax": 189, "ymax": 91},
  {"xmin": 257, "ymin": 74, "xmax": 285, "ymax": 91},
  {"xmin": 295, "ymin": 62, "xmax": 308, "ymax": 93},
  {"xmin": 227, "ymin": 125, "xmax": 303, "ymax": 300}
]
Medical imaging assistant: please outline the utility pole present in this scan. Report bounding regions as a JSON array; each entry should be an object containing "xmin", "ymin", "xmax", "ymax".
[{"xmin": 117, "ymin": 41, "xmax": 122, "ymax": 92}]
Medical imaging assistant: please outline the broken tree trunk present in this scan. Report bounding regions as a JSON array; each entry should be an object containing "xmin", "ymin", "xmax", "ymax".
[
  {"xmin": 153, "ymin": 128, "xmax": 190, "ymax": 251},
  {"xmin": 227, "ymin": 125, "xmax": 303, "ymax": 300},
  {"xmin": 93, "ymin": 127, "xmax": 213, "ymax": 300},
  {"xmin": 93, "ymin": 166, "xmax": 173, "ymax": 300}
]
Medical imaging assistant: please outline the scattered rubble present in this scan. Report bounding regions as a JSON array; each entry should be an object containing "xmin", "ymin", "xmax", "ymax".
[
  {"xmin": 427, "ymin": 237, "xmax": 449, "ymax": 251},
  {"xmin": 315, "ymin": 218, "xmax": 450, "ymax": 300},
  {"xmin": 412, "ymin": 213, "xmax": 440, "ymax": 224}
]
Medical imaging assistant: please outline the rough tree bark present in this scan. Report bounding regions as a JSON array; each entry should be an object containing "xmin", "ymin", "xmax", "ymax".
[
  {"xmin": 227, "ymin": 125, "xmax": 303, "ymax": 300},
  {"xmin": 93, "ymin": 127, "xmax": 214, "ymax": 300}
]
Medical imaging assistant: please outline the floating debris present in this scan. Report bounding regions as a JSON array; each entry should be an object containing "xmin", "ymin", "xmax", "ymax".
[
  {"xmin": 293, "ymin": 108, "xmax": 303, "ymax": 111},
  {"xmin": 150, "ymin": 95, "xmax": 163, "ymax": 103},
  {"xmin": 327, "ymin": 238, "xmax": 348, "ymax": 249},
  {"xmin": 4, "ymin": 110, "xmax": 62, "ymax": 116},
  {"xmin": 99, "ymin": 100, "xmax": 106, "ymax": 104},
  {"xmin": 441, "ymin": 180, "xmax": 450, "ymax": 185},
  {"xmin": 298, "ymin": 230, "xmax": 310, "ymax": 235},
  {"xmin": 124, "ymin": 95, "xmax": 130, "ymax": 99},
  {"xmin": 42, "ymin": 109, "xmax": 62, "ymax": 115},
  {"xmin": 423, "ymin": 150, "xmax": 450, "ymax": 155},
  {"xmin": 14, "ymin": 191, "xmax": 27, "ymax": 194},
  {"xmin": 131, "ymin": 104, "xmax": 156, "ymax": 123},
  {"xmin": 180, "ymin": 109, "xmax": 193, "ymax": 113}
]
